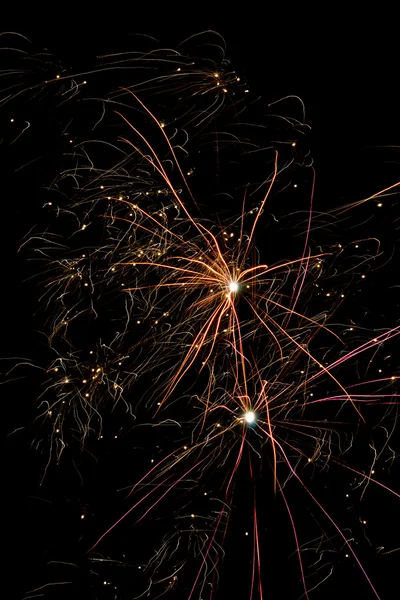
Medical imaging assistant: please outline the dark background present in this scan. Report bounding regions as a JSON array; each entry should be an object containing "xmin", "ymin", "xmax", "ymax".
[{"xmin": 2, "ymin": 9, "xmax": 400, "ymax": 600}]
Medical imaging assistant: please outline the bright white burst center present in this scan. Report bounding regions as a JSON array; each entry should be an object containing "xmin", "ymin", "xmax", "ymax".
[
  {"xmin": 244, "ymin": 411, "xmax": 255, "ymax": 424},
  {"xmin": 229, "ymin": 281, "xmax": 239, "ymax": 293}
]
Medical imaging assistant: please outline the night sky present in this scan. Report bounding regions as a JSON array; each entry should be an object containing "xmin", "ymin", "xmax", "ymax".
[{"xmin": 2, "ymin": 11, "xmax": 400, "ymax": 600}]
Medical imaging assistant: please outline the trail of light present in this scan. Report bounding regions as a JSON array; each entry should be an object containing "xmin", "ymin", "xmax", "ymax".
[
  {"xmin": 117, "ymin": 126, "xmax": 211, "ymax": 249},
  {"xmin": 331, "ymin": 459, "xmax": 400, "ymax": 499},
  {"xmin": 306, "ymin": 393, "xmax": 399, "ymax": 406},
  {"xmin": 134, "ymin": 455, "xmax": 209, "ymax": 525},
  {"xmin": 260, "ymin": 378, "xmax": 278, "ymax": 493},
  {"xmin": 246, "ymin": 151, "xmax": 279, "ymax": 253},
  {"xmin": 188, "ymin": 437, "xmax": 246, "ymax": 600},
  {"xmin": 249, "ymin": 458, "xmax": 264, "ymax": 600},
  {"xmin": 333, "ymin": 180, "xmax": 400, "ymax": 215},
  {"xmin": 347, "ymin": 376, "xmax": 399, "ymax": 387},
  {"xmin": 250, "ymin": 517, "xmax": 256, "ymax": 600},
  {"xmin": 239, "ymin": 252, "xmax": 327, "ymax": 283},
  {"xmin": 127, "ymin": 447, "xmax": 185, "ymax": 497},
  {"xmin": 253, "ymin": 292, "xmax": 344, "ymax": 346},
  {"xmin": 121, "ymin": 90, "xmax": 199, "ymax": 208},
  {"xmin": 188, "ymin": 508, "xmax": 226, "ymax": 600},
  {"xmin": 247, "ymin": 297, "xmax": 365, "ymax": 421},
  {"xmin": 107, "ymin": 199, "xmax": 187, "ymax": 246},
  {"xmin": 306, "ymin": 326, "xmax": 400, "ymax": 384},
  {"xmin": 89, "ymin": 453, "xmax": 209, "ymax": 553},
  {"xmin": 119, "ymin": 261, "xmax": 220, "ymax": 284},
  {"xmin": 258, "ymin": 425, "xmax": 382, "ymax": 600},
  {"xmin": 115, "ymin": 106, "xmax": 227, "ymax": 268},
  {"xmin": 279, "ymin": 480, "xmax": 309, "ymax": 600},
  {"xmin": 157, "ymin": 299, "xmax": 231, "ymax": 410},
  {"xmin": 87, "ymin": 473, "xmax": 173, "ymax": 553},
  {"xmin": 224, "ymin": 339, "xmax": 253, "ymax": 373},
  {"xmin": 189, "ymin": 300, "xmax": 228, "ymax": 383},
  {"xmin": 228, "ymin": 291, "xmax": 249, "ymax": 397},
  {"xmin": 196, "ymin": 221, "xmax": 233, "ymax": 276}
]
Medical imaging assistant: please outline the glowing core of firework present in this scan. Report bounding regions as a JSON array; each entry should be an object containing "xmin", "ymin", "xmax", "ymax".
[
  {"xmin": 229, "ymin": 281, "xmax": 239, "ymax": 293},
  {"xmin": 244, "ymin": 411, "xmax": 256, "ymax": 424}
]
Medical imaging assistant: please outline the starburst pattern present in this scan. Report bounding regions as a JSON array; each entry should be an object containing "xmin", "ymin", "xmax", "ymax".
[{"xmin": 2, "ymin": 30, "xmax": 400, "ymax": 600}]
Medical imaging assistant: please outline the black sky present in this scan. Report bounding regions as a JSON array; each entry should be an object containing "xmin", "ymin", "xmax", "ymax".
[{"xmin": 2, "ymin": 10, "xmax": 400, "ymax": 600}]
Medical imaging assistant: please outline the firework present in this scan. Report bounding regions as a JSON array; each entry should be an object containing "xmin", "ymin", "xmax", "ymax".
[{"xmin": 2, "ymin": 31, "xmax": 399, "ymax": 600}]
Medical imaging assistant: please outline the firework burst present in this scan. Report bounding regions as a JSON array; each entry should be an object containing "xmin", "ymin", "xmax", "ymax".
[{"xmin": 2, "ymin": 30, "xmax": 400, "ymax": 600}]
